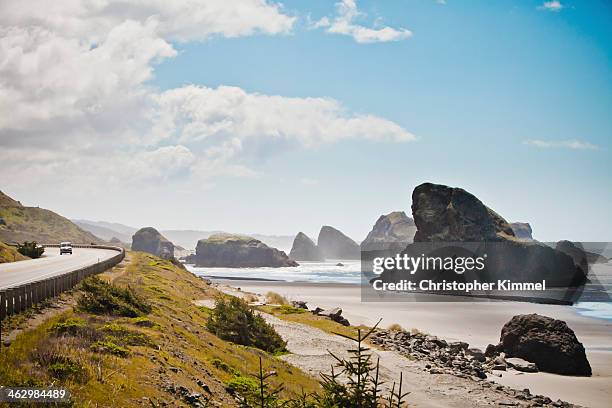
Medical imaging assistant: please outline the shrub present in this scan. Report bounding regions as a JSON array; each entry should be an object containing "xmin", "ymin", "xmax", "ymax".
[
  {"xmin": 17, "ymin": 241, "xmax": 44, "ymax": 258},
  {"xmin": 206, "ymin": 296, "xmax": 286, "ymax": 353},
  {"xmin": 210, "ymin": 358, "xmax": 240, "ymax": 376},
  {"xmin": 47, "ymin": 360, "xmax": 84, "ymax": 381},
  {"xmin": 227, "ymin": 375, "xmax": 259, "ymax": 396},
  {"xmin": 90, "ymin": 340, "xmax": 130, "ymax": 357},
  {"xmin": 33, "ymin": 348, "xmax": 87, "ymax": 383},
  {"xmin": 49, "ymin": 318, "xmax": 86, "ymax": 335},
  {"xmin": 77, "ymin": 277, "xmax": 151, "ymax": 317},
  {"xmin": 266, "ymin": 292, "xmax": 287, "ymax": 305},
  {"xmin": 277, "ymin": 305, "xmax": 306, "ymax": 315},
  {"xmin": 387, "ymin": 323, "xmax": 404, "ymax": 331}
]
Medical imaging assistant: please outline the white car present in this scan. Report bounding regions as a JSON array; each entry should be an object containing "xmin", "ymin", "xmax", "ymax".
[{"xmin": 60, "ymin": 241, "xmax": 73, "ymax": 255}]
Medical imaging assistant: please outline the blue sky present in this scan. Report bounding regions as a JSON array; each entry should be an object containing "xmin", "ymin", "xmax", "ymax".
[
  {"xmin": 150, "ymin": 0, "xmax": 611, "ymax": 241},
  {"xmin": 1, "ymin": 0, "xmax": 610, "ymax": 242}
]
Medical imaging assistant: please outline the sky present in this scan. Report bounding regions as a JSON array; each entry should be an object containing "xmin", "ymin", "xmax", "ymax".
[{"xmin": 0, "ymin": 0, "xmax": 610, "ymax": 242}]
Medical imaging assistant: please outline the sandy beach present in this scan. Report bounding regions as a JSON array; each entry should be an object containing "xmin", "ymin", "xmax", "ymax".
[{"xmin": 216, "ymin": 280, "xmax": 612, "ymax": 408}]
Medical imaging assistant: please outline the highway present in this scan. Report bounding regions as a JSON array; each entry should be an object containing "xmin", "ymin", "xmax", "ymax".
[{"xmin": 0, "ymin": 247, "xmax": 118, "ymax": 289}]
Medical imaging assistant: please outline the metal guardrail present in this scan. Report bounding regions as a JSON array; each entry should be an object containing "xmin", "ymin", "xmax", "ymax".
[{"xmin": 0, "ymin": 245, "xmax": 125, "ymax": 321}]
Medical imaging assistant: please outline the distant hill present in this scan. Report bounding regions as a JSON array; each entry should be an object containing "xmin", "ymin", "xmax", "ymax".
[
  {"xmin": 73, "ymin": 220, "xmax": 134, "ymax": 243},
  {"xmin": 74, "ymin": 220, "xmax": 295, "ymax": 252},
  {"xmin": 0, "ymin": 191, "xmax": 102, "ymax": 244}
]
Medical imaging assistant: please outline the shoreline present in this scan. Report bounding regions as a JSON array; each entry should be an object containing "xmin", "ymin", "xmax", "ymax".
[{"xmin": 213, "ymin": 278, "xmax": 612, "ymax": 408}]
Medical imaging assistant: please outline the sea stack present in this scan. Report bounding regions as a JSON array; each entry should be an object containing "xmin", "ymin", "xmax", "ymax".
[
  {"xmin": 386, "ymin": 182, "xmax": 588, "ymax": 288},
  {"xmin": 192, "ymin": 233, "xmax": 298, "ymax": 267},
  {"xmin": 361, "ymin": 211, "xmax": 416, "ymax": 251},
  {"xmin": 132, "ymin": 227, "xmax": 175, "ymax": 259},
  {"xmin": 317, "ymin": 226, "xmax": 360, "ymax": 260},
  {"xmin": 289, "ymin": 232, "xmax": 324, "ymax": 261}
]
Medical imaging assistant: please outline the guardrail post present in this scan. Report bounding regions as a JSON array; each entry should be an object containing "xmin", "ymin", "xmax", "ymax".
[
  {"xmin": 26, "ymin": 284, "xmax": 33, "ymax": 309},
  {"xmin": 15, "ymin": 286, "xmax": 23, "ymax": 313},
  {"xmin": 6, "ymin": 288, "xmax": 14, "ymax": 316},
  {"xmin": 33, "ymin": 281, "xmax": 40, "ymax": 305},
  {"xmin": 0, "ymin": 290, "xmax": 6, "ymax": 320},
  {"xmin": 44, "ymin": 279, "xmax": 51, "ymax": 300}
]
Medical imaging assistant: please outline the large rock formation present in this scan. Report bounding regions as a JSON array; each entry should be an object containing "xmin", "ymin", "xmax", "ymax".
[
  {"xmin": 556, "ymin": 240, "xmax": 609, "ymax": 267},
  {"xmin": 391, "ymin": 183, "xmax": 588, "ymax": 288},
  {"xmin": 361, "ymin": 211, "xmax": 416, "ymax": 251},
  {"xmin": 498, "ymin": 314, "xmax": 591, "ymax": 376},
  {"xmin": 191, "ymin": 233, "xmax": 298, "ymax": 267},
  {"xmin": 317, "ymin": 226, "xmax": 360, "ymax": 260},
  {"xmin": 412, "ymin": 183, "xmax": 515, "ymax": 242},
  {"xmin": 132, "ymin": 227, "xmax": 174, "ymax": 259},
  {"xmin": 289, "ymin": 232, "xmax": 324, "ymax": 261},
  {"xmin": 510, "ymin": 222, "xmax": 533, "ymax": 241}
]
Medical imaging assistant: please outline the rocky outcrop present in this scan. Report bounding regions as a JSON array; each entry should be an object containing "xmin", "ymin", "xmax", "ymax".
[
  {"xmin": 191, "ymin": 233, "xmax": 298, "ymax": 268},
  {"xmin": 498, "ymin": 314, "xmax": 591, "ymax": 376},
  {"xmin": 556, "ymin": 240, "xmax": 609, "ymax": 267},
  {"xmin": 317, "ymin": 226, "xmax": 360, "ymax": 260},
  {"xmin": 412, "ymin": 183, "xmax": 515, "ymax": 242},
  {"xmin": 361, "ymin": 211, "xmax": 417, "ymax": 251},
  {"xmin": 289, "ymin": 232, "xmax": 324, "ymax": 261},
  {"xmin": 132, "ymin": 227, "xmax": 175, "ymax": 259},
  {"xmin": 510, "ymin": 222, "xmax": 533, "ymax": 241},
  {"xmin": 398, "ymin": 182, "xmax": 587, "ymax": 288}
]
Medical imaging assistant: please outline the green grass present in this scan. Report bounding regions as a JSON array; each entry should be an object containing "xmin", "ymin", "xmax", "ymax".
[
  {"xmin": 0, "ymin": 241, "xmax": 28, "ymax": 263},
  {"xmin": 0, "ymin": 252, "xmax": 321, "ymax": 407}
]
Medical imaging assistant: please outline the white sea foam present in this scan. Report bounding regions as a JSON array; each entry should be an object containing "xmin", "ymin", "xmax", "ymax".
[{"xmin": 186, "ymin": 260, "xmax": 361, "ymax": 284}]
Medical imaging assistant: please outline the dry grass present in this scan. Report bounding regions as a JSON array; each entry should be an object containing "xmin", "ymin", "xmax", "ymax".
[
  {"xmin": 266, "ymin": 291, "xmax": 288, "ymax": 305},
  {"xmin": 0, "ymin": 252, "xmax": 320, "ymax": 407},
  {"xmin": 387, "ymin": 323, "xmax": 404, "ymax": 331}
]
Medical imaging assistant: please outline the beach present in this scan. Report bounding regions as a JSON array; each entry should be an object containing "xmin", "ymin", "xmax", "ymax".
[{"xmin": 214, "ymin": 279, "xmax": 612, "ymax": 408}]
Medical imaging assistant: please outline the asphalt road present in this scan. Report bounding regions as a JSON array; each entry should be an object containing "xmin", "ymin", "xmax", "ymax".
[{"xmin": 0, "ymin": 247, "xmax": 118, "ymax": 289}]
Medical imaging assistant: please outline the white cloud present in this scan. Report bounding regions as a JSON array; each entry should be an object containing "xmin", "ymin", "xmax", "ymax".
[
  {"xmin": 0, "ymin": 0, "xmax": 415, "ymax": 193},
  {"xmin": 300, "ymin": 177, "xmax": 319, "ymax": 186},
  {"xmin": 436, "ymin": 0, "xmax": 447, "ymax": 5},
  {"xmin": 538, "ymin": 1, "xmax": 564, "ymax": 12},
  {"xmin": 154, "ymin": 85, "xmax": 414, "ymax": 147},
  {"xmin": 316, "ymin": 0, "xmax": 412, "ymax": 44},
  {"xmin": 523, "ymin": 139, "xmax": 598, "ymax": 150},
  {"xmin": 0, "ymin": 0, "xmax": 295, "ymax": 43}
]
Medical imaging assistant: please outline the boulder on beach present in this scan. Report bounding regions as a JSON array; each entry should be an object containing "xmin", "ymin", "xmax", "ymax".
[
  {"xmin": 361, "ymin": 211, "xmax": 417, "ymax": 251},
  {"xmin": 317, "ymin": 226, "xmax": 360, "ymax": 260},
  {"xmin": 391, "ymin": 182, "xmax": 587, "ymax": 288},
  {"xmin": 191, "ymin": 233, "xmax": 298, "ymax": 268},
  {"xmin": 498, "ymin": 314, "xmax": 591, "ymax": 376},
  {"xmin": 132, "ymin": 227, "xmax": 174, "ymax": 259},
  {"xmin": 510, "ymin": 222, "xmax": 533, "ymax": 241},
  {"xmin": 289, "ymin": 232, "xmax": 324, "ymax": 261}
]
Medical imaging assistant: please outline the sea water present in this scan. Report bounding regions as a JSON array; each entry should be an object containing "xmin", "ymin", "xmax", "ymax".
[{"xmin": 186, "ymin": 260, "xmax": 362, "ymax": 284}]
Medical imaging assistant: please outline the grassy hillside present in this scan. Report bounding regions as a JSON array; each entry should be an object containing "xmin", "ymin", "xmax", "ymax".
[
  {"xmin": 0, "ymin": 191, "xmax": 102, "ymax": 244},
  {"xmin": 0, "ymin": 241, "xmax": 29, "ymax": 263},
  {"xmin": 0, "ymin": 252, "xmax": 319, "ymax": 407}
]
